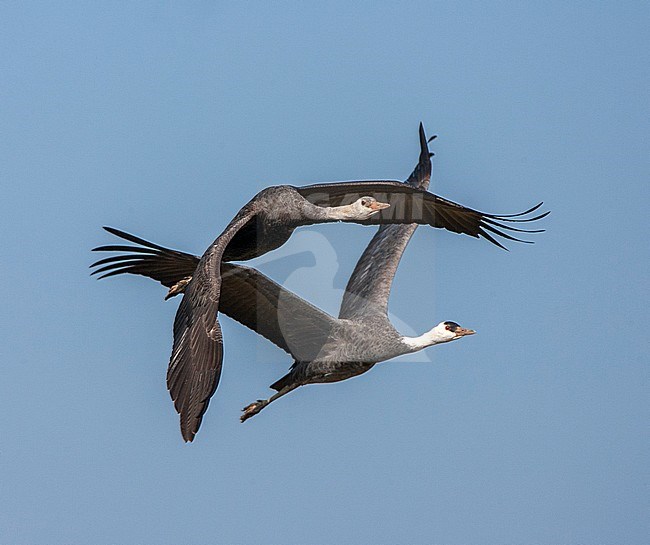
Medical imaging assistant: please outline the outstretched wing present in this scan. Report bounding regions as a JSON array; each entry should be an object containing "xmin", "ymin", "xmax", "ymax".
[
  {"xmin": 91, "ymin": 228, "xmax": 335, "ymax": 359},
  {"xmin": 219, "ymin": 263, "xmax": 336, "ymax": 361},
  {"xmin": 296, "ymin": 182, "xmax": 548, "ymax": 251},
  {"xmin": 167, "ymin": 208, "xmax": 255, "ymax": 442},
  {"xmin": 339, "ymin": 122, "xmax": 432, "ymax": 320}
]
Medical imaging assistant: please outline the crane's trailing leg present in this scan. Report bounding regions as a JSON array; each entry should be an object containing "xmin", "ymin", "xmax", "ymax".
[{"xmin": 240, "ymin": 382, "xmax": 301, "ymax": 422}]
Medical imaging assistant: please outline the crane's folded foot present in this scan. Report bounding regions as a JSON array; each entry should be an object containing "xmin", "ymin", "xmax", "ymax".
[
  {"xmin": 241, "ymin": 400, "xmax": 267, "ymax": 423},
  {"xmin": 164, "ymin": 276, "xmax": 192, "ymax": 300}
]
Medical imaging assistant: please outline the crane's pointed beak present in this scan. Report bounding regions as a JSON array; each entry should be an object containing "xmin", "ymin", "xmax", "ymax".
[
  {"xmin": 369, "ymin": 201, "xmax": 390, "ymax": 211},
  {"xmin": 456, "ymin": 327, "xmax": 476, "ymax": 337}
]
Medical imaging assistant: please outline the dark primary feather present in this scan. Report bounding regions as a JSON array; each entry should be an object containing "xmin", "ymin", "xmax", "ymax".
[{"xmin": 90, "ymin": 227, "xmax": 199, "ymax": 288}]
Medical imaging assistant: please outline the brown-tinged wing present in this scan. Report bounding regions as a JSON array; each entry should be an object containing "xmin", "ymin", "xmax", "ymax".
[
  {"xmin": 296, "ymin": 182, "xmax": 548, "ymax": 251},
  {"xmin": 167, "ymin": 208, "xmax": 256, "ymax": 442},
  {"xmin": 90, "ymin": 227, "xmax": 199, "ymax": 288}
]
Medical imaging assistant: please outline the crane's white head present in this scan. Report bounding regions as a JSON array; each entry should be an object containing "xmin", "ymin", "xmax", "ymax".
[
  {"xmin": 343, "ymin": 196, "xmax": 390, "ymax": 220},
  {"xmin": 402, "ymin": 320, "xmax": 475, "ymax": 351},
  {"xmin": 432, "ymin": 321, "xmax": 476, "ymax": 343}
]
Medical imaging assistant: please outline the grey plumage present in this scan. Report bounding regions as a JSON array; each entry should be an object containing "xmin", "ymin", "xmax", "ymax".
[{"xmin": 91, "ymin": 124, "xmax": 547, "ymax": 440}]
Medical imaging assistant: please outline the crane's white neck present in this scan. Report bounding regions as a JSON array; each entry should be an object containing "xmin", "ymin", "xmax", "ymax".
[
  {"xmin": 300, "ymin": 197, "xmax": 388, "ymax": 224},
  {"xmin": 323, "ymin": 203, "xmax": 363, "ymax": 221},
  {"xmin": 299, "ymin": 202, "xmax": 354, "ymax": 223},
  {"xmin": 401, "ymin": 330, "xmax": 451, "ymax": 351},
  {"xmin": 401, "ymin": 322, "xmax": 461, "ymax": 352}
]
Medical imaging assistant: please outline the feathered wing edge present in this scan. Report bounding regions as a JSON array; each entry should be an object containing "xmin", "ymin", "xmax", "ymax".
[
  {"xmin": 296, "ymin": 181, "xmax": 549, "ymax": 250},
  {"xmin": 167, "ymin": 273, "xmax": 222, "ymax": 442},
  {"xmin": 165, "ymin": 209, "xmax": 258, "ymax": 442},
  {"xmin": 90, "ymin": 227, "xmax": 199, "ymax": 290}
]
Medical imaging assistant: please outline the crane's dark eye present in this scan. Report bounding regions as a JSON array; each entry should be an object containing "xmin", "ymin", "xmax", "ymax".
[
  {"xmin": 361, "ymin": 199, "xmax": 369, "ymax": 206},
  {"xmin": 444, "ymin": 321, "xmax": 459, "ymax": 331}
]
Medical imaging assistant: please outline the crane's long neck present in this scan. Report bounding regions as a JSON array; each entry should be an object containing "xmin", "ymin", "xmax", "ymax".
[
  {"xmin": 326, "ymin": 203, "xmax": 359, "ymax": 220},
  {"xmin": 302, "ymin": 201, "xmax": 359, "ymax": 223},
  {"xmin": 401, "ymin": 328, "xmax": 450, "ymax": 352}
]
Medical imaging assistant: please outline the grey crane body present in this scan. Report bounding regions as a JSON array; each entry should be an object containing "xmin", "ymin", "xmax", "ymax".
[{"xmin": 273, "ymin": 316, "xmax": 406, "ymax": 386}]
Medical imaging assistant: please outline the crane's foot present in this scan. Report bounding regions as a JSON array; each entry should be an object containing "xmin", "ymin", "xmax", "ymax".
[
  {"xmin": 164, "ymin": 277, "xmax": 192, "ymax": 300},
  {"xmin": 241, "ymin": 400, "xmax": 267, "ymax": 423}
]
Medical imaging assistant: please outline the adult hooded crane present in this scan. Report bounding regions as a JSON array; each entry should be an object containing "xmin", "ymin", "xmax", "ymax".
[{"xmin": 92, "ymin": 124, "xmax": 547, "ymax": 440}]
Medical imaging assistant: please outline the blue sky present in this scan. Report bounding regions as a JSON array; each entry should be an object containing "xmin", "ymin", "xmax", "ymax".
[{"xmin": 1, "ymin": 2, "xmax": 647, "ymax": 544}]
